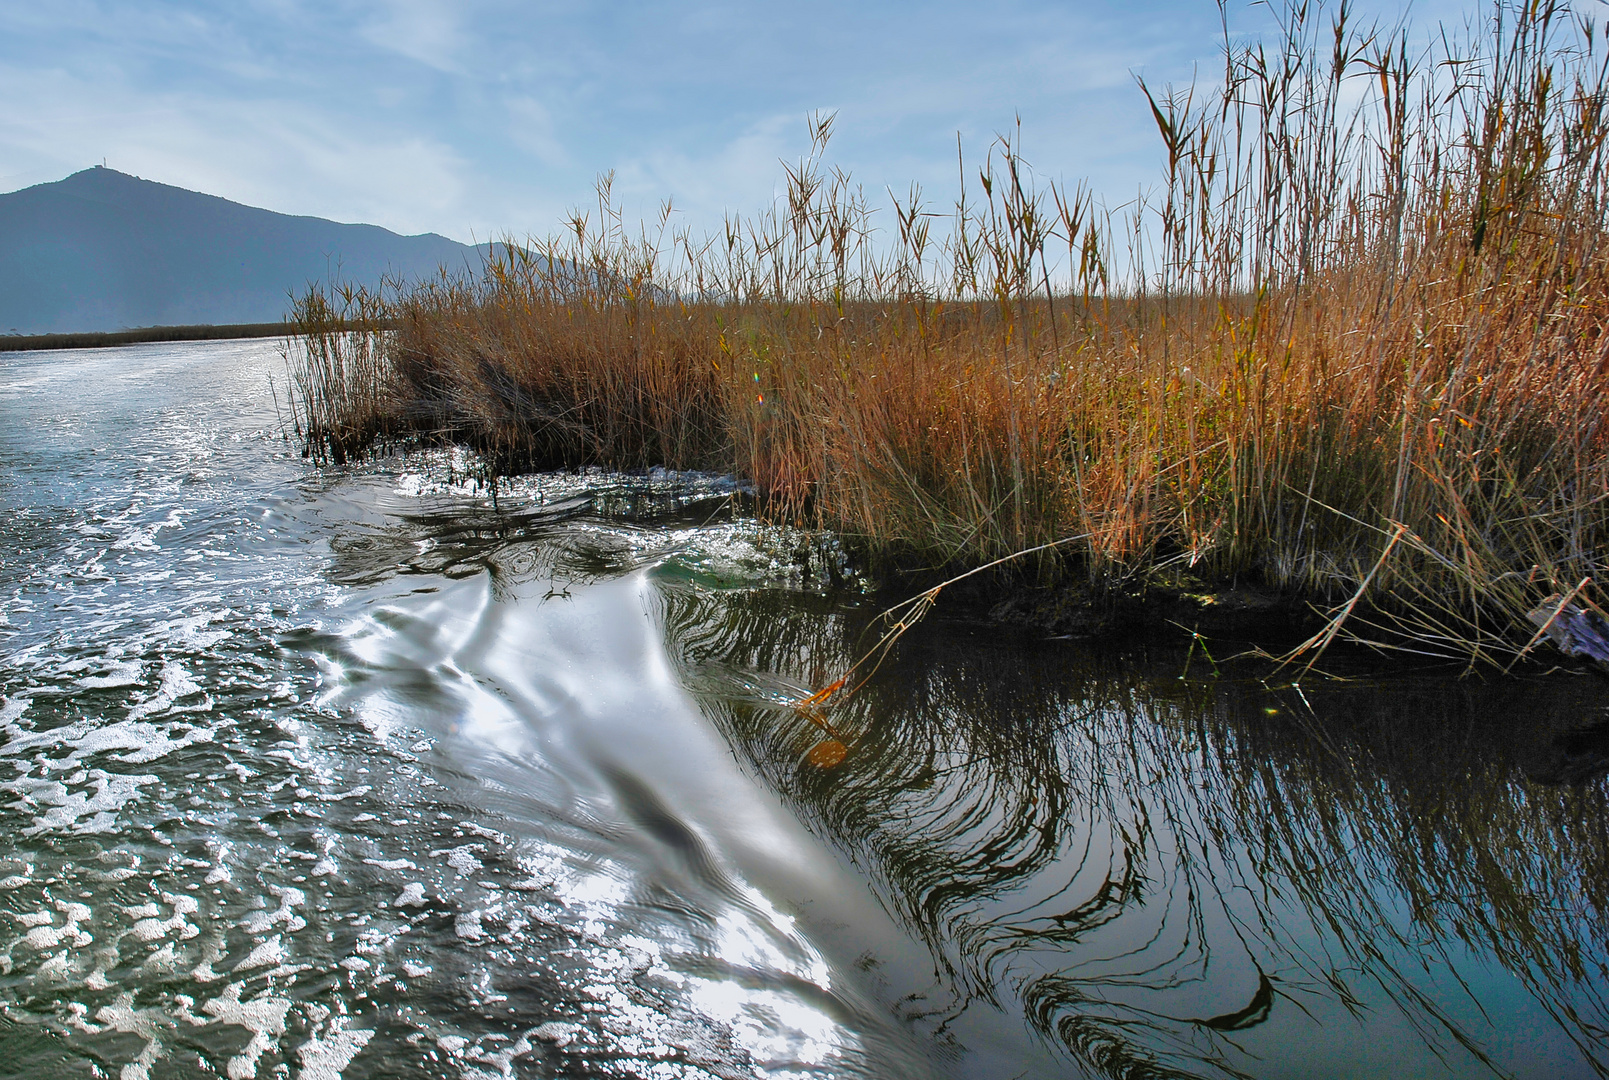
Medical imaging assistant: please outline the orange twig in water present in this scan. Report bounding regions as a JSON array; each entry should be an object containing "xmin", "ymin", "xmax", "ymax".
[
  {"xmin": 795, "ymin": 677, "xmax": 847, "ymax": 711},
  {"xmin": 797, "ymin": 532, "xmax": 1092, "ymax": 711}
]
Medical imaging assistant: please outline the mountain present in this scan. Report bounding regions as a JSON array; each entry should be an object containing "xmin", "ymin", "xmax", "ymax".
[{"xmin": 0, "ymin": 167, "xmax": 489, "ymax": 334}]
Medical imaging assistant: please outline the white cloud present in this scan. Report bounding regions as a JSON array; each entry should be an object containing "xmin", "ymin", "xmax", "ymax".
[
  {"xmin": 359, "ymin": 0, "xmax": 468, "ymax": 73},
  {"xmin": 613, "ymin": 113, "xmax": 799, "ymax": 220},
  {"xmin": 504, "ymin": 96, "xmax": 571, "ymax": 170},
  {"xmin": 0, "ymin": 63, "xmax": 472, "ymax": 237}
]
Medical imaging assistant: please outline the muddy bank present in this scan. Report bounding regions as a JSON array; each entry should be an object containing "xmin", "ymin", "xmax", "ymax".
[{"xmin": 978, "ymin": 577, "xmax": 1321, "ymax": 644}]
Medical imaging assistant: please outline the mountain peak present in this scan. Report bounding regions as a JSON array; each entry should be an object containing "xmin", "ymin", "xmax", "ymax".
[{"xmin": 0, "ymin": 171, "xmax": 482, "ymax": 334}]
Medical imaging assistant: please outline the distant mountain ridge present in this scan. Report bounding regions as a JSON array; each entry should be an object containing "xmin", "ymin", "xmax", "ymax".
[{"xmin": 0, "ymin": 167, "xmax": 488, "ymax": 334}]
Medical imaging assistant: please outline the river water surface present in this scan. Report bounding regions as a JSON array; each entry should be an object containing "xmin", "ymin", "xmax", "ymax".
[{"xmin": 3, "ymin": 340, "xmax": 1608, "ymax": 1079}]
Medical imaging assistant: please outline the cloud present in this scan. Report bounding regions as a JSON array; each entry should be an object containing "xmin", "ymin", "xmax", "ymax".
[
  {"xmin": 359, "ymin": 0, "xmax": 467, "ymax": 73},
  {"xmin": 0, "ymin": 61, "xmax": 472, "ymax": 237},
  {"xmin": 504, "ymin": 96, "xmax": 571, "ymax": 170}
]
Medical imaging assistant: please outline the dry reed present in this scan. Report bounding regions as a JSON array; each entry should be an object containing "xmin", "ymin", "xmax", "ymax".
[{"xmin": 289, "ymin": 0, "xmax": 1609, "ymax": 665}]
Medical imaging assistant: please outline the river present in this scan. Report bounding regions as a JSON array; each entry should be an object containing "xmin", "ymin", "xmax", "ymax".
[{"xmin": 2, "ymin": 339, "xmax": 1607, "ymax": 1079}]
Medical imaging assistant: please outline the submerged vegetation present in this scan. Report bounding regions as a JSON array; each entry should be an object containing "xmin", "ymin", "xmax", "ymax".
[{"xmin": 290, "ymin": 0, "xmax": 1609, "ymax": 665}]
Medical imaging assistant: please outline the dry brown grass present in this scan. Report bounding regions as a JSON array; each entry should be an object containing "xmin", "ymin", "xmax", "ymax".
[{"xmin": 289, "ymin": 0, "xmax": 1609, "ymax": 664}]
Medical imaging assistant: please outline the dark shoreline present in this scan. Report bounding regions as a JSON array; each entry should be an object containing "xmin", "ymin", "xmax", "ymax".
[
  {"xmin": 977, "ymin": 577, "xmax": 1321, "ymax": 644},
  {"xmin": 0, "ymin": 322, "xmax": 290, "ymax": 352}
]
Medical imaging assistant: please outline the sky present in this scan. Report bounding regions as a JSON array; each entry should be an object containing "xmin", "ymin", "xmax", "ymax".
[{"xmin": 0, "ymin": 0, "xmax": 1484, "ymax": 245}]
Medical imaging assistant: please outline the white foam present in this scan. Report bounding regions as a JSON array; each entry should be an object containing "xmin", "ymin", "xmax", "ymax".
[
  {"xmin": 433, "ymin": 844, "xmax": 484, "ymax": 875},
  {"xmin": 200, "ymin": 983, "xmax": 291, "ymax": 1080},
  {"xmin": 362, "ymin": 857, "xmax": 416, "ymax": 871},
  {"xmin": 3, "ymin": 696, "xmax": 221, "ymax": 766},
  {"xmin": 240, "ymin": 887, "xmax": 305, "ymax": 936},
  {"xmin": 232, "ymin": 936, "xmax": 285, "ymax": 973},
  {"xmin": 129, "ymin": 894, "xmax": 199, "ymax": 942},
  {"xmin": 0, "ymin": 696, "xmax": 30, "ymax": 732},
  {"xmin": 94, "ymin": 992, "xmax": 168, "ymax": 1080},
  {"xmin": 19, "ymin": 901, "xmax": 93, "ymax": 950},
  {"xmin": 296, "ymin": 1018, "xmax": 374, "ymax": 1080},
  {"xmin": 6, "ymin": 771, "xmax": 159, "ymax": 835},
  {"xmin": 126, "ymin": 662, "xmax": 208, "ymax": 724},
  {"xmin": 34, "ymin": 951, "xmax": 72, "ymax": 979},
  {"xmin": 454, "ymin": 910, "xmax": 485, "ymax": 942},
  {"xmin": 459, "ymin": 821, "xmax": 509, "ymax": 844},
  {"xmin": 140, "ymin": 941, "xmax": 179, "ymax": 973},
  {"xmin": 166, "ymin": 612, "xmax": 230, "ymax": 650},
  {"xmin": 190, "ymin": 937, "xmax": 226, "ymax": 983},
  {"xmin": 315, "ymin": 785, "xmax": 371, "ymax": 802},
  {"xmin": 532, "ymin": 1021, "xmax": 582, "ymax": 1048},
  {"xmin": 111, "ymin": 525, "xmax": 162, "ymax": 552},
  {"xmin": 77, "ymin": 660, "xmax": 144, "ymax": 688}
]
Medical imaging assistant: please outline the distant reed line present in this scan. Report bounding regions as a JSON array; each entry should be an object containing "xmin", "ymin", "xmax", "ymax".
[
  {"xmin": 0, "ymin": 322, "xmax": 295, "ymax": 353},
  {"xmin": 289, "ymin": 0, "xmax": 1609, "ymax": 665}
]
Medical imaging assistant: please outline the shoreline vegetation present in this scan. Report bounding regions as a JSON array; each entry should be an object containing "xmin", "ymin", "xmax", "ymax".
[
  {"xmin": 0, "ymin": 321, "xmax": 290, "ymax": 352},
  {"xmin": 289, "ymin": 0, "xmax": 1609, "ymax": 669}
]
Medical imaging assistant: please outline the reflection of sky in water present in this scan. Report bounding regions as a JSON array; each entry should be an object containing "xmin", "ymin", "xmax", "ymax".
[
  {"xmin": 309, "ymin": 568, "xmax": 890, "ymax": 1075},
  {"xmin": 0, "ymin": 342, "xmax": 919, "ymax": 1080}
]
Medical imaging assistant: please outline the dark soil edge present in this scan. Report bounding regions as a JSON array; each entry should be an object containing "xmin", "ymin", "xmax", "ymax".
[{"xmin": 0, "ymin": 322, "xmax": 291, "ymax": 352}]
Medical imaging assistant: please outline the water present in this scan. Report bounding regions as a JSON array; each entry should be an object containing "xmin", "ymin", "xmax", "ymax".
[{"xmin": 1, "ymin": 340, "xmax": 1606, "ymax": 1079}]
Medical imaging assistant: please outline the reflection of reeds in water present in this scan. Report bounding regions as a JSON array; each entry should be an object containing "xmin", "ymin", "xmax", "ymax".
[
  {"xmin": 1199, "ymin": 683, "xmax": 1609, "ymax": 1073},
  {"xmin": 657, "ymin": 582, "xmax": 1609, "ymax": 1078},
  {"xmin": 316, "ymin": 476, "xmax": 745, "ymax": 590}
]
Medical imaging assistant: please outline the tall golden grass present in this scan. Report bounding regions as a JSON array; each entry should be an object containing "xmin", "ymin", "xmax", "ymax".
[{"xmin": 289, "ymin": 0, "xmax": 1609, "ymax": 664}]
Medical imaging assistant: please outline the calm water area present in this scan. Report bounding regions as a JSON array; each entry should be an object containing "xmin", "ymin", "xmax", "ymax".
[{"xmin": 2, "ymin": 340, "xmax": 1608, "ymax": 1079}]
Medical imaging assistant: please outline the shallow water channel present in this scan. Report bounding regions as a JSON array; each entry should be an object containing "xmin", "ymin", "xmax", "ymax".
[{"xmin": 2, "ymin": 340, "xmax": 1608, "ymax": 1079}]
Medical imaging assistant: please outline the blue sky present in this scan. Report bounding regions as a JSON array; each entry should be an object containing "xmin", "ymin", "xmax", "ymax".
[{"xmin": 0, "ymin": 0, "xmax": 1477, "ymax": 244}]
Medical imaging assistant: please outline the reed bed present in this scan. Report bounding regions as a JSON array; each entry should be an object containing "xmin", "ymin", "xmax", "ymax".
[{"xmin": 289, "ymin": 0, "xmax": 1609, "ymax": 664}]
